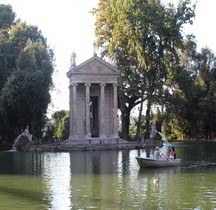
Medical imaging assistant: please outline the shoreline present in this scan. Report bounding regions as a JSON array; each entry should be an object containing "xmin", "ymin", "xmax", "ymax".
[
  {"xmin": 28, "ymin": 142, "xmax": 149, "ymax": 152},
  {"xmin": 170, "ymin": 139, "xmax": 216, "ymax": 143},
  {"xmin": 1, "ymin": 139, "xmax": 216, "ymax": 152},
  {"xmin": 26, "ymin": 138, "xmax": 163, "ymax": 152}
]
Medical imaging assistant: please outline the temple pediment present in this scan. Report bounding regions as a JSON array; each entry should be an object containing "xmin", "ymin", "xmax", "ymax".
[{"xmin": 67, "ymin": 56, "xmax": 120, "ymax": 78}]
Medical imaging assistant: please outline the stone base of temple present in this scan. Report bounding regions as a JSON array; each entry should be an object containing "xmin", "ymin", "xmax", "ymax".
[
  {"xmin": 63, "ymin": 137, "xmax": 128, "ymax": 145},
  {"xmin": 27, "ymin": 139, "xmax": 145, "ymax": 152},
  {"xmin": 25, "ymin": 138, "xmax": 163, "ymax": 152}
]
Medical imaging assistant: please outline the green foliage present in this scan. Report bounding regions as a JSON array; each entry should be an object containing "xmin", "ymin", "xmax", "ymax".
[
  {"xmin": 0, "ymin": 4, "xmax": 54, "ymax": 142},
  {"xmin": 51, "ymin": 110, "xmax": 69, "ymax": 141},
  {"xmin": 0, "ymin": 4, "xmax": 15, "ymax": 30},
  {"xmin": 163, "ymin": 40, "xmax": 216, "ymax": 139},
  {"xmin": 42, "ymin": 116, "xmax": 55, "ymax": 142},
  {"xmin": 129, "ymin": 115, "xmax": 146, "ymax": 140},
  {"xmin": 93, "ymin": 0, "xmax": 196, "ymax": 140},
  {"xmin": 129, "ymin": 124, "xmax": 137, "ymax": 140}
]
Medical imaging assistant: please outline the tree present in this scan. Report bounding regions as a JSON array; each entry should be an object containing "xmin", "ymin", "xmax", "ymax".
[
  {"xmin": 93, "ymin": 0, "xmax": 196, "ymax": 140},
  {"xmin": 93, "ymin": 0, "xmax": 142, "ymax": 139},
  {"xmin": 51, "ymin": 110, "xmax": 69, "ymax": 141},
  {"xmin": 0, "ymin": 5, "xmax": 54, "ymax": 142},
  {"xmin": 197, "ymin": 48, "xmax": 216, "ymax": 138},
  {"xmin": 0, "ymin": 4, "xmax": 15, "ymax": 30},
  {"xmin": 164, "ymin": 39, "xmax": 216, "ymax": 139},
  {"xmin": 0, "ymin": 4, "xmax": 16, "ymax": 90}
]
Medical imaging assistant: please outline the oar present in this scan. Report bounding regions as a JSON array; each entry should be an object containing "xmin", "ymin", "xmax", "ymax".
[
  {"xmin": 167, "ymin": 157, "xmax": 180, "ymax": 168},
  {"xmin": 161, "ymin": 152, "xmax": 179, "ymax": 168}
]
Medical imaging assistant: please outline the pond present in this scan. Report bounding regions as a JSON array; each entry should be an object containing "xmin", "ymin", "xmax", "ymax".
[{"xmin": 0, "ymin": 141, "xmax": 216, "ymax": 210}]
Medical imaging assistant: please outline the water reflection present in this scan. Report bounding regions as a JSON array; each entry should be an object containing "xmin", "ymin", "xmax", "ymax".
[
  {"xmin": 69, "ymin": 151, "xmax": 119, "ymax": 175},
  {"xmin": 0, "ymin": 142, "xmax": 216, "ymax": 209},
  {"xmin": 68, "ymin": 151, "xmax": 124, "ymax": 209},
  {"xmin": 42, "ymin": 153, "xmax": 71, "ymax": 210}
]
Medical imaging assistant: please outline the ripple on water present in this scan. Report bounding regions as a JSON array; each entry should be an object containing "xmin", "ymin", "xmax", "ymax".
[{"xmin": 186, "ymin": 160, "xmax": 216, "ymax": 171}]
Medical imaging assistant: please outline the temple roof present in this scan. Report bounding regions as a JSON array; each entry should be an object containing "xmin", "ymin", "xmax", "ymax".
[{"xmin": 66, "ymin": 55, "xmax": 120, "ymax": 78}]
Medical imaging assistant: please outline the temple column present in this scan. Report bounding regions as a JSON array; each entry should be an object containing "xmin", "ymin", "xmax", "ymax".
[
  {"xmin": 113, "ymin": 83, "xmax": 119, "ymax": 138},
  {"xmin": 85, "ymin": 83, "xmax": 91, "ymax": 138},
  {"xmin": 69, "ymin": 85, "xmax": 73, "ymax": 139},
  {"xmin": 100, "ymin": 83, "xmax": 106, "ymax": 138},
  {"xmin": 71, "ymin": 83, "xmax": 78, "ymax": 138}
]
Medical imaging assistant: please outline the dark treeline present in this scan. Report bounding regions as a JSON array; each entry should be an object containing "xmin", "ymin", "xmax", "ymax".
[{"xmin": 0, "ymin": 4, "xmax": 54, "ymax": 142}]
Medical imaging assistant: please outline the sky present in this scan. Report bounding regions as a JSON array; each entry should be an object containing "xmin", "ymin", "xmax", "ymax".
[{"xmin": 1, "ymin": 0, "xmax": 216, "ymax": 114}]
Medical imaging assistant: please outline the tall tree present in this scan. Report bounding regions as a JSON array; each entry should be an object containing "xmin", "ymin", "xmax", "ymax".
[
  {"xmin": 0, "ymin": 4, "xmax": 15, "ymax": 30},
  {"xmin": 0, "ymin": 5, "xmax": 54, "ymax": 142},
  {"xmin": 93, "ymin": 0, "xmax": 142, "ymax": 139},
  {"xmin": 0, "ymin": 4, "xmax": 16, "ymax": 90},
  {"xmin": 93, "ymin": 0, "xmax": 196, "ymax": 140},
  {"xmin": 164, "ymin": 40, "xmax": 216, "ymax": 139}
]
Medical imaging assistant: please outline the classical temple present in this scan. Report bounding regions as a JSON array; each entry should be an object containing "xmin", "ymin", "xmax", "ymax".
[{"xmin": 66, "ymin": 51, "xmax": 122, "ymax": 144}]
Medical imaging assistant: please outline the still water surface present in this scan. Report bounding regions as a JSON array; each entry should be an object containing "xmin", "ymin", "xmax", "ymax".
[{"xmin": 0, "ymin": 142, "xmax": 216, "ymax": 210}]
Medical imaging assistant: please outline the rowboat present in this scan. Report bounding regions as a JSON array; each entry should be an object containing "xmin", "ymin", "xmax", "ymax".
[{"xmin": 136, "ymin": 157, "xmax": 181, "ymax": 168}]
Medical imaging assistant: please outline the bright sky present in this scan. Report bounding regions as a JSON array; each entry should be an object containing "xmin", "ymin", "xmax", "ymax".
[{"xmin": 1, "ymin": 0, "xmax": 216, "ymax": 114}]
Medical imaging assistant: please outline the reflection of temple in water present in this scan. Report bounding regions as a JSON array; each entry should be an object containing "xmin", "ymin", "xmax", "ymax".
[
  {"xmin": 69, "ymin": 151, "xmax": 126, "ymax": 208},
  {"xmin": 66, "ymin": 51, "xmax": 120, "ymax": 143}
]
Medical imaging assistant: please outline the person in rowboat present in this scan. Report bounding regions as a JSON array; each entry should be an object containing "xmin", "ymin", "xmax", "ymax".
[
  {"xmin": 167, "ymin": 149, "xmax": 174, "ymax": 160},
  {"xmin": 154, "ymin": 146, "xmax": 160, "ymax": 159},
  {"xmin": 171, "ymin": 146, "xmax": 176, "ymax": 159}
]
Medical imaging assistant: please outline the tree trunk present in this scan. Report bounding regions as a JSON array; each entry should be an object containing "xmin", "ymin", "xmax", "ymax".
[
  {"xmin": 136, "ymin": 92, "xmax": 144, "ymax": 142},
  {"xmin": 118, "ymin": 77, "xmax": 131, "ymax": 140},
  {"xmin": 144, "ymin": 99, "xmax": 151, "ymax": 139},
  {"xmin": 121, "ymin": 108, "xmax": 130, "ymax": 139}
]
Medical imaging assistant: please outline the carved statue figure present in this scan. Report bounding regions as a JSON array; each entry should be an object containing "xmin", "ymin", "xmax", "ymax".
[
  {"xmin": 22, "ymin": 125, "xmax": 32, "ymax": 142},
  {"xmin": 93, "ymin": 41, "xmax": 97, "ymax": 56},
  {"xmin": 70, "ymin": 51, "xmax": 76, "ymax": 67},
  {"xmin": 150, "ymin": 124, "xmax": 157, "ymax": 139}
]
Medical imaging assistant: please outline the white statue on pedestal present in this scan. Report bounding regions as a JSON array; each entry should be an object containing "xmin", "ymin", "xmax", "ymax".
[
  {"xmin": 150, "ymin": 124, "xmax": 157, "ymax": 139},
  {"xmin": 22, "ymin": 126, "xmax": 32, "ymax": 142},
  {"xmin": 70, "ymin": 51, "xmax": 76, "ymax": 68}
]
